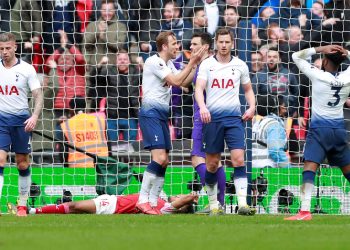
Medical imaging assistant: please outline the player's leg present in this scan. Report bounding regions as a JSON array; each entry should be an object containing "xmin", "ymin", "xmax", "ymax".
[
  {"xmin": 0, "ymin": 126, "xmax": 11, "ymax": 209},
  {"xmin": 205, "ymin": 153, "xmax": 222, "ymax": 213},
  {"xmin": 12, "ymin": 125, "xmax": 32, "ymax": 216},
  {"xmin": 15, "ymin": 153, "xmax": 31, "ymax": 216},
  {"xmin": 285, "ymin": 129, "xmax": 325, "ymax": 221},
  {"xmin": 191, "ymin": 126, "xmax": 226, "ymax": 206},
  {"xmin": 0, "ymin": 150, "xmax": 7, "ymax": 208},
  {"xmin": 137, "ymin": 116, "xmax": 169, "ymax": 214},
  {"xmin": 202, "ymin": 121, "xmax": 225, "ymax": 214}
]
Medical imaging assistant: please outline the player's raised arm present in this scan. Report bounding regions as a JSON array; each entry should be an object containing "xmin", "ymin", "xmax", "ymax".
[{"xmin": 164, "ymin": 46, "xmax": 205, "ymax": 87}]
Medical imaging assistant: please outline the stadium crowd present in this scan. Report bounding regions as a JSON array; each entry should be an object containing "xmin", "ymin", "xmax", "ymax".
[{"xmin": 0, "ymin": 0, "xmax": 349, "ymax": 165}]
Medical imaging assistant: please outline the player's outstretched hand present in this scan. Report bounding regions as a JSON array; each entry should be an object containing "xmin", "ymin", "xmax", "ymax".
[
  {"xmin": 316, "ymin": 45, "xmax": 343, "ymax": 55},
  {"xmin": 190, "ymin": 46, "xmax": 206, "ymax": 65},
  {"xmin": 200, "ymin": 106, "xmax": 211, "ymax": 124},
  {"xmin": 24, "ymin": 115, "xmax": 38, "ymax": 132},
  {"xmin": 242, "ymin": 107, "xmax": 255, "ymax": 121}
]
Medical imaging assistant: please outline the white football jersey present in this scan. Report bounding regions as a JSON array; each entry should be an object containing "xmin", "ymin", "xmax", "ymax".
[
  {"xmin": 292, "ymin": 48, "xmax": 350, "ymax": 128},
  {"xmin": 141, "ymin": 54, "xmax": 179, "ymax": 119},
  {"xmin": 197, "ymin": 55, "xmax": 251, "ymax": 121},
  {"xmin": 0, "ymin": 59, "xmax": 41, "ymax": 125}
]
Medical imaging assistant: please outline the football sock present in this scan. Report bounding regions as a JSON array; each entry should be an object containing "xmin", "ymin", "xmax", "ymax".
[
  {"xmin": 18, "ymin": 168, "xmax": 31, "ymax": 207},
  {"xmin": 195, "ymin": 163, "xmax": 206, "ymax": 186},
  {"xmin": 138, "ymin": 170, "xmax": 156, "ymax": 204},
  {"xmin": 31, "ymin": 204, "xmax": 69, "ymax": 214},
  {"xmin": 147, "ymin": 161, "xmax": 166, "ymax": 207},
  {"xmin": 234, "ymin": 166, "xmax": 248, "ymax": 207},
  {"xmin": 205, "ymin": 169, "xmax": 218, "ymax": 210},
  {"xmin": 0, "ymin": 166, "xmax": 4, "ymax": 200},
  {"xmin": 149, "ymin": 176, "xmax": 165, "ymax": 207},
  {"xmin": 217, "ymin": 166, "xmax": 226, "ymax": 206},
  {"xmin": 300, "ymin": 170, "xmax": 316, "ymax": 212}
]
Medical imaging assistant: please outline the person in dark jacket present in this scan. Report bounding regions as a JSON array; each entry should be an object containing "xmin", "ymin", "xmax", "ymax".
[{"xmin": 89, "ymin": 50, "xmax": 141, "ymax": 143}]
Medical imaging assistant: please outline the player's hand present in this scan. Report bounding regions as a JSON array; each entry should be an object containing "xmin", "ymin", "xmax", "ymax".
[
  {"xmin": 24, "ymin": 115, "xmax": 38, "ymax": 132},
  {"xmin": 200, "ymin": 106, "xmax": 211, "ymax": 124},
  {"xmin": 190, "ymin": 46, "xmax": 206, "ymax": 65},
  {"xmin": 242, "ymin": 107, "xmax": 255, "ymax": 121},
  {"xmin": 316, "ymin": 45, "xmax": 343, "ymax": 55}
]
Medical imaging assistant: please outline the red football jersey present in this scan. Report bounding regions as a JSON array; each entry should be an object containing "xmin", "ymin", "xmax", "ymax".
[{"xmin": 115, "ymin": 194, "xmax": 166, "ymax": 214}]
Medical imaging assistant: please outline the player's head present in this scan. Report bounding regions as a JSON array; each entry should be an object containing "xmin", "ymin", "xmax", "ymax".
[
  {"xmin": 257, "ymin": 95, "xmax": 287, "ymax": 117},
  {"xmin": 156, "ymin": 31, "xmax": 178, "ymax": 59},
  {"xmin": 69, "ymin": 96, "xmax": 86, "ymax": 114},
  {"xmin": 190, "ymin": 32, "xmax": 212, "ymax": 54},
  {"xmin": 215, "ymin": 28, "xmax": 234, "ymax": 57},
  {"xmin": 322, "ymin": 50, "xmax": 347, "ymax": 72},
  {"xmin": 0, "ymin": 32, "xmax": 17, "ymax": 63},
  {"xmin": 267, "ymin": 47, "xmax": 281, "ymax": 72},
  {"xmin": 168, "ymin": 194, "xmax": 198, "ymax": 214}
]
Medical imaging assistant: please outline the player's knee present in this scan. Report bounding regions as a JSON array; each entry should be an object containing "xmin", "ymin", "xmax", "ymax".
[
  {"xmin": 154, "ymin": 155, "xmax": 168, "ymax": 167},
  {"xmin": 206, "ymin": 160, "xmax": 219, "ymax": 172},
  {"xmin": 16, "ymin": 160, "xmax": 30, "ymax": 170},
  {"xmin": 231, "ymin": 156, "xmax": 244, "ymax": 167}
]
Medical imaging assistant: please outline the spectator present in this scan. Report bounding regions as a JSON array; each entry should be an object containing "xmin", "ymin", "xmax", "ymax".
[
  {"xmin": 140, "ymin": 1, "xmax": 192, "ymax": 53},
  {"xmin": 89, "ymin": 50, "xmax": 141, "ymax": 144},
  {"xmin": 251, "ymin": 51, "xmax": 264, "ymax": 74},
  {"xmin": 184, "ymin": 0, "xmax": 224, "ymax": 35},
  {"xmin": 83, "ymin": 0, "xmax": 127, "ymax": 70},
  {"xmin": 46, "ymin": 31, "xmax": 86, "ymax": 119},
  {"xmin": 252, "ymin": 24, "xmax": 262, "ymax": 50},
  {"xmin": 266, "ymin": 23, "xmax": 285, "ymax": 46},
  {"xmin": 10, "ymin": 0, "xmax": 43, "ymax": 64},
  {"xmin": 56, "ymin": 97, "xmax": 108, "ymax": 168},
  {"xmin": 253, "ymin": 95, "xmax": 291, "ymax": 168},
  {"xmin": 183, "ymin": 7, "xmax": 209, "ymax": 51},
  {"xmin": 252, "ymin": 47, "xmax": 299, "ymax": 117},
  {"xmin": 220, "ymin": 6, "xmax": 240, "ymax": 37}
]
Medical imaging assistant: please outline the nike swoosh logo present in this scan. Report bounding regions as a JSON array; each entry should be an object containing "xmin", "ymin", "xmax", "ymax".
[{"xmin": 297, "ymin": 214, "xmax": 310, "ymax": 220}]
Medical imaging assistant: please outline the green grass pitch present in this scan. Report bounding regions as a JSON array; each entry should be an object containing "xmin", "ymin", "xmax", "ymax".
[{"xmin": 1, "ymin": 214, "xmax": 349, "ymax": 250}]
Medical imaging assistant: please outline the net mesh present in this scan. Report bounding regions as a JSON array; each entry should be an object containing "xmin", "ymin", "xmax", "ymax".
[{"xmin": 0, "ymin": 0, "xmax": 350, "ymax": 214}]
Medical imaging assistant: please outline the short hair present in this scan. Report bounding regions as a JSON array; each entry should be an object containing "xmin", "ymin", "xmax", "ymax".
[
  {"xmin": 256, "ymin": 95, "xmax": 285, "ymax": 116},
  {"xmin": 156, "ymin": 31, "xmax": 176, "ymax": 52},
  {"xmin": 69, "ymin": 96, "xmax": 86, "ymax": 111},
  {"xmin": 193, "ymin": 7, "xmax": 205, "ymax": 15},
  {"xmin": 215, "ymin": 28, "xmax": 234, "ymax": 41},
  {"xmin": 267, "ymin": 46, "xmax": 281, "ymax": 58},
  {"xmin": 225, "ymin": 5, "xmax": 239, "ymax": 15},
  {"xmin": 117, "ymin": 48, "xmax": 128, "ymax": 55},
  {"xmin": 325, "ymin": 51, "xmax": 347, "ymax": 67},
  {"xmin": 191, "ymin": 32, "xmax": 213, "ymax": 49},
  {"xmin": 0, "ymin": 32, "xmax": 16, "ymax": 43},
  {"xmin": 252, "ymin": 50, "xmax": 263, "ymax": 59},
  {"xmin": 101, "ymin": 0, "xmax": 115, "ymax": 6}
]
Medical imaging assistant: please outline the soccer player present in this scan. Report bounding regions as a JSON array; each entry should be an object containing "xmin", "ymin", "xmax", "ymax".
[
  {"xmin": 137, "ymin": 31, "xmax": 204, "ymax": 214},
  {"xmin": 285, "ymin": 45, "xmax": 350, "ymax": 221},
  {"xmin": 7, "ymin": 193, "xmax": 198, "ymax": 215},
  {"xmin": 195, "ymin": 28, "xmax": 256, "ymax": 215},
  {"xmin": 190, "ymin": 32, "xmax": 226, "ymax": 209},
  {"xmin": 0, "ymin": 33, "xmax": 43, "ymax": 217}
]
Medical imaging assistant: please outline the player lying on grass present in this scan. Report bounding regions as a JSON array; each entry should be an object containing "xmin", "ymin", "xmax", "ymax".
[{"xmin": 7, "ymin": 193, "xmax": 198, "ymax": 215}]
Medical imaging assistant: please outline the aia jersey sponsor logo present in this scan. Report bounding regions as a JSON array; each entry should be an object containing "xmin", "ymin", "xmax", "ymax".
[
  {"xmin": 0, "ymin": 85, "xmax": 19, "ymax": 95},
  {"xmin": 211, "ymin": 78, "xmax": 235, "ymax": 89}
]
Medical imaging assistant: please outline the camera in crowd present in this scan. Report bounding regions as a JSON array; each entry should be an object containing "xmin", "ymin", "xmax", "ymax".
[
  {"xmin": 56, "ymin": 190, "xmax": 73, "ymax": 204},
  {"xmin": 187, "ymin": 175, "xmax": 202, "ymax": 192}
]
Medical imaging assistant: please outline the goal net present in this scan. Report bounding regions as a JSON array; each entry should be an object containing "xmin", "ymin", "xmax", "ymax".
[{"xmin": 1, "ymin": 0, "xmax": 350, "ymax": 215}]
